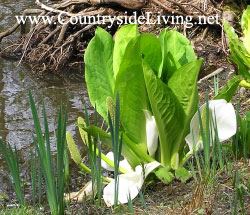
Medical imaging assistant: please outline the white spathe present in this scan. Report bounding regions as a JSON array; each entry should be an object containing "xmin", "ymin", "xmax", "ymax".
[
  {"xmin": 185, "ymin": 99, "xmax": 237, "ymax": 154},
  {"xmin": 144, "ymin": 110, "xmax": 159, "ymax": 157},
  {"xmin": 101, "ymin": 151, "xmax": 133, "ymax": 172},
  {"xmin": 103, "ymin": 161, "xmax": 160, "ymax": 207}
]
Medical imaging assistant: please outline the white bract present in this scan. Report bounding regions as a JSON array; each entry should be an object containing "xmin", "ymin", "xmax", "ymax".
[
  {"xmin": 144, "ymin": 110, "xmax": 159, "ymax": 157},
  {"xmin": 103, "ymin": 160, "xmax": 160, "ymax": 207},
  {"xmin": 101, "ymin": 151, "xmax": 133, "ymax": 172},
  {"xmin": 185, "ymin": 99, "xmax": 237, "ymax": 154}
]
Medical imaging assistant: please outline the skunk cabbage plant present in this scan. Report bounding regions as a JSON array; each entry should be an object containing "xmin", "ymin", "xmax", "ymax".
[
  {"xmin": 66, "ymin": 25, "xmax": 237, "ymax": 206},
  {"xmin": 216, "ymin": 6, "xmax": 250, "ymax": 102},
  {"xmin": 84, "ymin": 25, "xmax": 201, "ymax": 170}
]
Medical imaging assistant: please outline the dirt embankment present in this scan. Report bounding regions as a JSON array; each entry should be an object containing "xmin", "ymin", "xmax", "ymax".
[{"xmin": 0, "ymin": 0, "xmax": 246, "ymax": 76}]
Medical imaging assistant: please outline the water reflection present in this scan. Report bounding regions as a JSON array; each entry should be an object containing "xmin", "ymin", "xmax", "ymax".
[{"xmin": 0, "ymin": 57, "xmax": 92, "ymax": 151}]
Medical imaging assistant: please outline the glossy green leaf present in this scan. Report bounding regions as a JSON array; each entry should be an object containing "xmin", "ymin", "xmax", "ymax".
[
  {"xmin": 84, "ymin": 27, "xmax": 115, "ymax": 121},
  {"xmin": 160, "ymin": 30, "xmax": 196, "ymax": 81},
  {"xmin": 175, "ymin": 167, "xmax": 192, "ymax": 183},
  {"xmin": 113, "ymin": 24, "xmax": 139, "ymax": 77},
  {"xmin": 154, "ymin": 167, "xmax": 174, "ymax": 184},
  {"xmin": 140, "ymin": 34, "xmax": 162, "ymax": 75},
  {"xmin": 223, "ymin": 21, "xmax": 250, "ymax": 81},
  {"xmin": 168, "ymin": 60, "xmax": 202, "ymax": 156},
  {"xmin": 241, "ymin": 6, "xmax": 250, "ymax": 53},
  {"xmin": 215, "ymin": 75, "xmax": 243, "ymax": 102},
  {"xmin": 168, "ymin": 59, "xmax": 201, "ymax": 115},
  {"xmin": 230, "ymin": 45, "xmax": 250, "ymax": 81},
  {"xmin": 143, "ymin": 61, "xmax": 185, "ymax": 168},
  {"xmin": 115, "ymin": 37, "xmax": 147, "ymax": 154}
]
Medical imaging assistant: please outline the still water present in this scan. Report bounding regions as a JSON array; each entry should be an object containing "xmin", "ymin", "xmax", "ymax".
[{"xmin": 0, "ymin": 0, "xmax": 92, "ymax": 195}]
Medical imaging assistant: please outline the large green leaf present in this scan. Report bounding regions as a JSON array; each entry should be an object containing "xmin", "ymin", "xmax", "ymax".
[
  {"xmin": 154, "ymin": 167, "xmax": 174, "ymax": 184},
  {"xmin": 140, "ymin": 34, "xmax": 162, "ymax": 75},
  {"xmin": 159, "ymin": 30, "xmax": 196, "ymax": 81},
  {"xmin": 115, "ymin": 37, "xmax": 148, "ymax": 154},
  {"xmin": 230, "ymin": 44, "xmax": 250, "ymax": 81},
  {"xmin": 168, "ymin": 59, "xmax": 202, "ymax": 115},
  {"xmin": 241, "ymin": 6, "xmax": 250, "ymax": 53},
  {"xmin": 113, "ymin": 24, "xmax": 139, "ymax": 78},
  {"xmin": 168, "ymin": 59, "xmax": 202, "ymax": 156},
  {"xmin": 84, "ymin": 27, "xmax": 115, "ymax": 121},
  {"xmin": 175, "ymin": 167, "xmax": 192, "ymax": 183},
  {"xmin": 223, "ymin": 21, "xmax": 250, "ymax": 81},
  {"xmin": 143, "ymin": 61, "xmax": 185, "ymax": 168},
  {"xmin": 215, "ymin": 75, "xmax": 243, "ymax": 102}
]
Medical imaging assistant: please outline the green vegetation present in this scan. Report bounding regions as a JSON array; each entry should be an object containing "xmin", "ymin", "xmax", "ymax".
[
  {"xmin": 216, "ymin": 6, "xmax": 250, "ymax": 101},
  {"xmin": 0, "ymin": 142, "xmax": 24, "ymax": 206},
  {"xmin": 83, "ymin": 24, "xmax": 202, "ymax": 177},
  {"xmin": 0, "ymin": 206, "xmax": 40, "ymax": 215}
]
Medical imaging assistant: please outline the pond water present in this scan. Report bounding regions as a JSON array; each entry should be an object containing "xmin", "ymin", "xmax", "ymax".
[{"xmin": 0, "ymin": 0, "xmax": 92, "ymax": 196}]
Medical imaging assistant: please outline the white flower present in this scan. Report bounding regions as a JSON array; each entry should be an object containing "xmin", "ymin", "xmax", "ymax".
[
  {"xmin": 144, "ymin": 110, "xmax": 159, "ymax": 157},
  {"xmin": 101, "ymin": 151, "xmax": 133, "ymax": 172},
  {"xmin": 103, "ymin": 161, "xmax": 160, "ymax": 207},
  {"xmin": 185, "ymin": 99, "xmax": 237, "ymax": 154}
]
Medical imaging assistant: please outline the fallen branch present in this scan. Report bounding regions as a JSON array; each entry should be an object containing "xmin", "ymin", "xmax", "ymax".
[
  {"xmin": 36, "ymin": 0, "xmax": 146, "ymax": 13},
  {"xmin": 198, "ymin": 68, "xmax": 224, "ymax": 84},
  {"xmin": 36, "ymin": 0, "xmax": 106, "ymax": 17},
  {"xmin": 41, "ymin": 26, "xmax": 62, "ymax": 45}
]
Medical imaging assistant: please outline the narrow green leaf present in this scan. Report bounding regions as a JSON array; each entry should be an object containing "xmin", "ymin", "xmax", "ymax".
[
  {"xmin": 29, "ymin": 91, "xmax": 58, "ymax": 214},
  {"xmin": 168, "ymin": 59, "xmax": 202, "ymax": 157},
  {"xmin": 115, "ymin": 37, "xmax": 147, "ymax": 153},
  {"xmin": 143, "ymin": 61, "xmax": 185, "ymax": 168}
]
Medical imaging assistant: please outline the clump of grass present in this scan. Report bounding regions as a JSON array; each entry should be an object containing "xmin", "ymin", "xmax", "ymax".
[
  {"xmin": 0, "ymin": 141, "xmax": 25, "ymax": 206},
  {"xmin": 83, "ymin": 105, "xmax": 103, "ymax": 206},
  {"xmin": 232, "ymin": 104, "xmax": 250, "ymax": 160},
  {"xmin": 29, "ymin": 90, "xmax": 68, "ymax": 215},
  {"xmin": 0, "ymin": 206, "xmax": 40, "ymax": 215},
  {"xmin": 194, "ymin": 95, "xmax": 225, "ymax": 182},
  {"xmin": 107, "ymin": 94, "xmax": 123, "ymax": 207}
]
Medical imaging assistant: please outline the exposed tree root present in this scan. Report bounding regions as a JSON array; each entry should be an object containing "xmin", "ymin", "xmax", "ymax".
[{"xmin": 0, "ymin": 0, "xmax": 222, "ymax": 75}]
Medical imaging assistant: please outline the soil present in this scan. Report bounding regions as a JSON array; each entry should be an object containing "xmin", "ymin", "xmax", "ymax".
[{"xmin": 0, "ymin": 0, "xmax": 241, "ymax": 75}]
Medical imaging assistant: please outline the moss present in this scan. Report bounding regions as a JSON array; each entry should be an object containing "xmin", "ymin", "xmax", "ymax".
[
  {"xmin": 0, "ymin": 206, "xmax": 40, "ymax": 215},
  {"xmin": 222, "ymin": 1, "xmax": 246, "ymax": 19}
]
